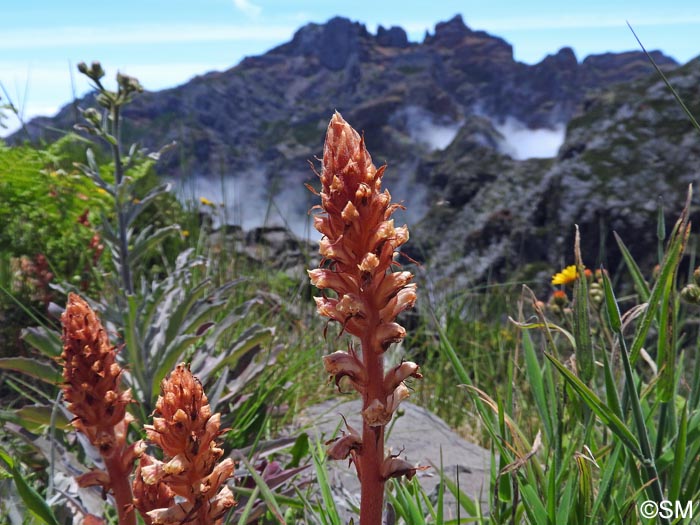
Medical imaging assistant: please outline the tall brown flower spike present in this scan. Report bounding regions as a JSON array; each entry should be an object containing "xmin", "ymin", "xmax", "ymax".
[
  {"xmin": 61, "ymin": 293, "xmax": 138, "ymax": 525},
  {"xmin": 309, "ymin": 112, "xmax": 423, "ymax": 524},
  {"xmin": 133, "ymin": 363, "xmax": 235, "ymax": 525}
]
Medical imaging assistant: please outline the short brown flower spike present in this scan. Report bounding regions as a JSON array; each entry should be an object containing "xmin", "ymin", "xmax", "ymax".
[
  {"xmin": 61, "ymin": 293, "xmax": 138, "ymax": 525},
  {"xmin": 309, "ymin": 112, "xmax": 423, "ymax": 524},
  {"xmin": 134, "ymin": 363, "xmax": 235, "ymax": 525}
]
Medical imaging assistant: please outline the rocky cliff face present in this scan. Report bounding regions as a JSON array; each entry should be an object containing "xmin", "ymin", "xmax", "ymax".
[
  {"xmin": 14, "ymin": 15, "xmax": 691, "ymax": 284},
  {"xmin": 413, "ymin": 58, "xmax": 700, "ymax": 287}
]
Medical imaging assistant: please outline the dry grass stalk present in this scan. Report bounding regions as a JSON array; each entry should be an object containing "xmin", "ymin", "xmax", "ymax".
[{"xmin": 309, "ymin": 112, "xmax": 423, "ymax": 524}]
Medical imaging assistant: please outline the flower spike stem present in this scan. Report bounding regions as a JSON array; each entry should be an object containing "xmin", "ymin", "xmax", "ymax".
[{"xmin": 310, "ymin": 113, "xmax": 422, "ymax": 524}]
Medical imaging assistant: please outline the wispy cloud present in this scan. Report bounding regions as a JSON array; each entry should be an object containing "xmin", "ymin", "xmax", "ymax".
[
  {"xmin": 392, "ymin": 13, "xmax": 700, "ymax": 40},
  {"xmin": 463, "ymin": 13, "xmax": 700, "ymax": 32},
  {"xmin": 232, "ymin": 0, "xmax": 261, "ymax": 18},
  {"xmin": 0, "ymin": 24, "xmax": 295, "ymax": 49}
]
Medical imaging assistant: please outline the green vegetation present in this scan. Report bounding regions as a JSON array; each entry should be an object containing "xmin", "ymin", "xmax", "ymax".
[{"xmin": 1, "ymin": 58, "xmax": 700, "ymax": 525}]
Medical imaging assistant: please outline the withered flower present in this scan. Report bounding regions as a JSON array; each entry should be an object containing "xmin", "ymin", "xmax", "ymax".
[
  {"xmin": 133, "ymin": 363, "xmax": 235, "ymax": 525},
  {"xmin": 60, "ymin": 293, "xmax": 137, "ymax": 525},
  {"xmin": 309, "ymin": 112, "xmax": 423, "ymax": 524}
]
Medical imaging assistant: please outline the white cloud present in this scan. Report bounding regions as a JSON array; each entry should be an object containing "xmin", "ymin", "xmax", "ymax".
[
  {"xmin": 232, "ymin": 0, "xmax": 262, "ymax": 18},
  {"xmin": 0, "ymin": 24, "xmax": 294, "ymax": 49},
  {"xmin": 392, "ymin": 13, "xmax": 700, "ymax": 42},
  {"xmin": 495, "ymin": 118, "xmax": 565, "ymax": 160},
  {"xmin": 461, "ymin": 13, "xmax": 700, "ymax": 32}
]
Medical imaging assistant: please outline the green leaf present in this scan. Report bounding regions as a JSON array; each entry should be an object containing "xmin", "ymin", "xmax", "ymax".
[
  {"xmin": 0, "ymin": 358, "xmax": 61, "ymax": 384},
  {"xmin": 602, "ymin": 345, "xmax": 623, "ymax": 420},
  {"xmin": 629, "ymin": 189, "xmax": 690, "ymax": 365},
  {"xmin": 125, "ymin": 182, "xmax": 171, "ymax": 227},
  {"xmin": 0, "ymin": 448, "xmax": 60, "ymax": 525},
  {"xmin": 238, "ymin": 455, "xmax": 288, "ymax": 525},
  {"xmin": 127, "ymin": 224, "xmax": 180, "ymax": 266},
  {"xmin": 614, "ymin": 231, "xmax": 651, "ymax": 302},
  {"xmin": 0, "ymin": 405, "xmax": 70, "ymax": 431},
  {"xmin": 628, "ymin": 23, "xmax": 700, "ymax": 134},
  {"xmin": 668, "ymin": 403, "xmax": 688, "ymax": 502},
  {"xmin": 286, "ymin": 433, "xmax": 309, "ymax": 469},
  {"xmin": 438, "ymin": 465, "xmax": 479, "ymax": 517},
  {"xmin": 556, "ymin": 475, "xmax": 575, "ymax": 525},
  {"xmin": 20, "ymin": 327, "xmax": 62, "ymax": 359},
  {"xmin": 519, "ymin": 482, "xmax": 549, "ymax": 525},
  {"xmin": 591, "ymin": 443, "xmax": 623, "ymax": 520},
  {"xmin": 309, "ymin": 440, "xmax": 341, "ymax": 525},
  {"xmin": 522, "ymin": 330, "xmax": 553, "ymax": 445},
  {"xmin": 601, "ymin": 271, "xmax": 622, "ymax": 336},
  {"xmin": 545, "ymin": 352, "xmax": 643, "ymax": 461},
  {"xmin": 573, "ymin": 225, "xmax": 593, "ymax": 382}
]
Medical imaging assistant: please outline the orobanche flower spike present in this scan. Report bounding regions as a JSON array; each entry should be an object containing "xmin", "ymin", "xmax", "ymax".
[
  {"xmin": 60, "ymin": 293, "xmax": 139, "ymax": 525},
  {"xmin": 309, "ymin": 112, "xmax": 423, "ymax": 524},
  {"xmin": 133, "ymin": 363, "xmax": 235, "ymax": 525}
]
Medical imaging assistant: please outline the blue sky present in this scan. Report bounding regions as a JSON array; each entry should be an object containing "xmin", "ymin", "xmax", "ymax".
[{"xmin": 2, "ymin": 0, "xmax": 699, "ymax": 136}]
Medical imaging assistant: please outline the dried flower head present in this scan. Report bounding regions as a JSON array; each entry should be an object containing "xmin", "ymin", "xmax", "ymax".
[
  {"xmin": 135, "ymin": 363, "xmax": 235, "ymax": 525},
  {"xmin": 61, "ymin": 293, "xmax": 133, "ymax": 457}
]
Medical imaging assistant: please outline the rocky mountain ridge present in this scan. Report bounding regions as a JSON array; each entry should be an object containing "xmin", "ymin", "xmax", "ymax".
[
  {"xmin": 413, "ymin": 57, "xmax": 700, "ymax": 287},
  {"xmin": 13, "ymin": 15, "xmax": 697, "ymax": 284}
]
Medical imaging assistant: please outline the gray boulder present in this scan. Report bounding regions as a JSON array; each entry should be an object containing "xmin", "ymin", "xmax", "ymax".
[{"xmin": 296, "ymin": 399, "xmax": 491, "ymax": 521}]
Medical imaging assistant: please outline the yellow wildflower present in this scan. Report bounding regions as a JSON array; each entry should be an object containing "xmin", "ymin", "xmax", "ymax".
[
  {"xmin": 200, "ymin": 196, "xmax": 214, "ymax": 207},
  {"xmin": 551, "ymin": 265, "xmax": 578, "ymax": 285},
  {"xmin": 181, "ymin": 230, "xmax": 190, "ymax": 238}
]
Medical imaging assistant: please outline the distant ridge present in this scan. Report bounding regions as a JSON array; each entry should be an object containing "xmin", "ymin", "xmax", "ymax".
[{"xmin": 13, "ymin": 15, "xmax": 694, "ymax": 284}]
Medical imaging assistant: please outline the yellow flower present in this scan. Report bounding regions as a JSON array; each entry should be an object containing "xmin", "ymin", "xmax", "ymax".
[
  {"xmin": 181, "ymin": 230, "xmax": 190, "ymax": 238},
  {"xmin": 200, "ymin": 196, "xmax": 214, "ymax": 207},
  {"xmin": 551, "ymin": 265, "xmax": 578, "ymax": 285}
]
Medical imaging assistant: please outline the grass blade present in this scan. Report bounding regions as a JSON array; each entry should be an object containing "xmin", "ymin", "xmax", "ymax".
[{"xmin": 545, "ymin": 352, "xmax": 643, "ymax": 461}]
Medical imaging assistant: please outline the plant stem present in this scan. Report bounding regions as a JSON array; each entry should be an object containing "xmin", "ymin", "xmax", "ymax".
[
  {"xmin": 618, "ymin": 334, "xmax": 670, "ymax": 525},
  {"xmin": 110, "ymin": 104, "xmax": 133, "ymax": 295},
  {"xmin": 359, "ymin": 328, "xmax": 386, "ymax": 525},
  {"xmin": 105, "ymin": 451, "xmax": 137, "ymax": 525}
]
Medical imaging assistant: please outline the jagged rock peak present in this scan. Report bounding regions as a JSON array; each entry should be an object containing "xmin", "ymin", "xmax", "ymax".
[
  {"xmin": 423, "ymin": 14, "xmax": 513, "ymax": 60},
  {"xmin": 548, "ymin": 47, "xmax": 578, "ymax": 65},
  {"xmin": 376, "ymin": 25, "xmax": 409, "ymax": 48},
  {"xmin": 285, "ymin": 16, "xmax": 370, "ymax": 70},
  {"xmin": 533, "ymin": 47, "xmax": 579, "ymax": 71},
  {"xmin": 424, "ymin": 14, "xmax": 470, "ymax": 46}
]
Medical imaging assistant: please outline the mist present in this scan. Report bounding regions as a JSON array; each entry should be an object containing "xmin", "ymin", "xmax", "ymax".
[{"xmin": 494, "ymin": 117, "xmax": 566, "ymax": 160}]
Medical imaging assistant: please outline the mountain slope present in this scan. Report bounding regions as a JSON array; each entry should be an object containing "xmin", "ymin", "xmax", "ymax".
[
  {"xmin": 12, "ymin": 15, "xmax": 692, "ymax": 283},
  {"xmin": 414, "ymin": 57, "xmax": 700, "ymax": 286},
  {"xmin": 15, "ymin": 16, "xmax": 675, "ymax": 221}
]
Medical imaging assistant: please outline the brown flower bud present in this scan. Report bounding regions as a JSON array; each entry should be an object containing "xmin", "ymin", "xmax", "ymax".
[{"xmin": 323, "ymin": 350, "xmax": 367, "ymax": 392}]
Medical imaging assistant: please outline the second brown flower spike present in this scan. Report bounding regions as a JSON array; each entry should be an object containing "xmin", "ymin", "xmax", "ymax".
[{"xmin": 309, "ymin": 112, "xmax": 423, "ymax": 524}]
